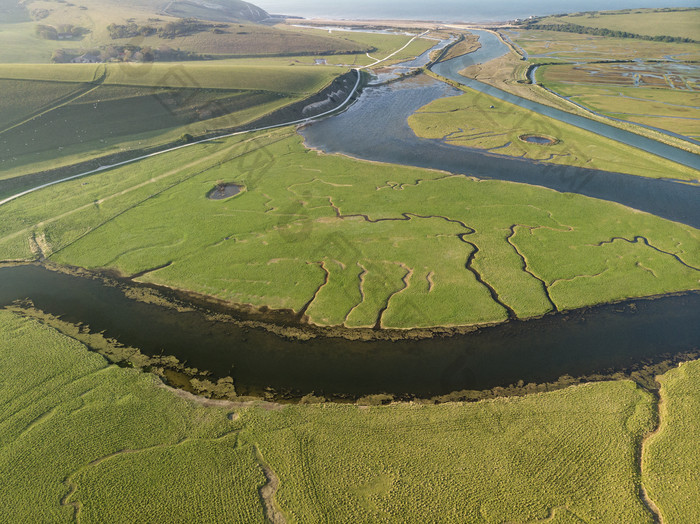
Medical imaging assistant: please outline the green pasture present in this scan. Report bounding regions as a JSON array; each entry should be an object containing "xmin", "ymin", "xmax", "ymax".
[
  {"xmin": 0, "ymin": 63, "xmax": 104, "ymax": 83},
  {"xmin": 0, "ymin": 130, "xmax": 697, "ymax": 329},
  {"xmin": 0, "ymin": 63, "xmax": 345, "ymax": 181},
  {"xmin": 1, "ymin": 308, "xmax": 678, "ymax": 522},
  {"xmin": 537, "ymin": 8, "xmax": 700, "ymax": 41},
  {"xmin": 507, "ymin": 29, "xmax": 700, "ymax": 61},
  {"xmin": 0, "ymin": 310, "xmax": 266, "ymax": 523},
  {"xmin": 643, "ymin": 359, "xmax": 700, "ymax": 523},
  {"xmin": 0, "ymin": 62, "xmax": 344, "ymax": 92},
  {"xmin": 0, "ymin": 79, "xmax": 87, "ymax": 130},
  {"xmin": 408, "ymin": 88, "xmax": 700, "ymax": 181}
]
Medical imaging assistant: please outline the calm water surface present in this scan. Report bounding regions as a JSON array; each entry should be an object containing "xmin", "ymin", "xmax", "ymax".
[
  {"xmin": 1, "ymin": 265, "xmax": 698, "ymax": 399},
  {"xmin": 255, "ymin": 0, "xmax": 700, "ymax": 22}
]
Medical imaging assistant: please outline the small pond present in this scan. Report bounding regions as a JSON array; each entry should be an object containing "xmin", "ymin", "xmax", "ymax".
[
  {"xmin": 519, "ymin": 134, "xmax": 558, "ymax": 145},
  {"xmin": 207, "ymin": 183, "xmax": 242, "ymax": 200}
]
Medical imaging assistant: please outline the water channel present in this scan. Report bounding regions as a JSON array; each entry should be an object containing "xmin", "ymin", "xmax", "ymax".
[
  {"xmin": 1, "ymin": 30, "xmax": 698, "ymax": 401},
  {"xmin": 1, "ymin": 264, "xmax": 698, "ymax": 400},
  {"xmin": 301, "ymin": 31, "xmax": 700, "ymax": 228}
]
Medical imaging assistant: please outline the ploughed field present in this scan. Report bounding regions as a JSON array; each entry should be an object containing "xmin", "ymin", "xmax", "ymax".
[
  {"xmin": 1, "ymin": 129, "xmax": 698, "ymax": 329},
  {"xmin": 1, "ymin": 309, "xmax": 698, "ymax": 522}
]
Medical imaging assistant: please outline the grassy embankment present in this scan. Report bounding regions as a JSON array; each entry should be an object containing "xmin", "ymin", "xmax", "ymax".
[
  {"xmin": 0, "ymin": 130, "xmax": 697, "ymax": 329},
  {"xmin": 0, "ymin": 308, "xmax": 671, "ymax": 522},
  {"xmin": 408, "ymin": 86, "xmax": 699, "ymax": 181},
  {"xmin": 533, "ymin": 8, "xmax": 700, "ymax": 41},
  {"xmin": 0, "ymin": 62, "xmax": 346, "ymax": 183},
  {"xmin": 643, "ymin": 359, "xmax": 700, "ymax": 523},
  {"xmin": 438, "ymin": 32, "xmax": 481, "ymax": 62}
]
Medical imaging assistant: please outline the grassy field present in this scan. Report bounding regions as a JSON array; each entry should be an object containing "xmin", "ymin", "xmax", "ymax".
[
  {"xmin": 507, "ymin": 29, "xmax": 700, "ymax": 61},
  {"xmin": 537, "ymin": 65, "xmax": 700, "ymax": 140},
  {"xmin": 643, "ymin": 359, "xmax": 700, "ymax": 523},
  {"xmin": 408, "ymin": 87, "xmax": 700, "ymax": 181},
  {"xmin": 0, "ymin": 0, "xmax": 370, "ymax": 63},
  {"xmin": 0, "ymin": 308, "xmax": 669, "ymax": 521},
  {"xmin": 0, "ymin": 79, "xmax": 87, "ymax": 129},
  {"xmin": 0, "ymin": 130, "xmax": 697, "ymax": 329},
  {"xmin": 0, "ymin": 62, "xmax": 345, "ymax": 181},
  {"xmin": 0, "ymin": 62, "xmax": 344, "ymax": 92},
  {"xmin": 504, "ymin": 29, "xmax": 700, "ymax": 143},
  {"xmin": 0, "ymin": 309, "xmax": 266, "ymax": 523},
  {"xmin": 535, "ymin": 8, "xmax": 700, "ymax": 41}
]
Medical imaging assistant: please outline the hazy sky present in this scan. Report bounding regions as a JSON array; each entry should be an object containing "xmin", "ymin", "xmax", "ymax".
[{"xmin": 254, "ymin": 0, "xmax": 700, "ymax": 22}]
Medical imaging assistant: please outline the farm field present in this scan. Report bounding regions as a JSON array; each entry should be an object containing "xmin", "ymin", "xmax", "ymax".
[
  {"xmin": 534, "ymin": 8, "xmax": 700, "ymax": 41},
  {"xmin": 2, "ymin": 307, "xmax": 684, "ymax": 522},
  {"xmin": 0, "ymin": 130, "xmax": 698, "ymax": 328},
  {"xmin": 643, "ymin": 359, "xmax": 700, "ymax": 523},
  {"xmin": 0, "ymin": 62, "xmax": 347, "ymax": 183},
  {"xmin": 408, "ymin": 87, "xmax": 699, "ymax": 181}
]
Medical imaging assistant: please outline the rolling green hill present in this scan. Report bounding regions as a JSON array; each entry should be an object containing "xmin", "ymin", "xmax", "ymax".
[{"xmin": 0, "ymin": 0, "xmax": 369, "ymax": 62}]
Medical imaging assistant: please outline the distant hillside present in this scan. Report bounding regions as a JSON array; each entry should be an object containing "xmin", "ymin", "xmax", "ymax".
[
  {"xmin": 0, "ymin": 0, "xmax": 370, "ymax": 62},
  {"xmin": 160, "ymin": 0, "xmax": 269, "ymax": 23},
  {"xmin": 526, "ymin": 8, "xmax": 700, "ymax": 42}
]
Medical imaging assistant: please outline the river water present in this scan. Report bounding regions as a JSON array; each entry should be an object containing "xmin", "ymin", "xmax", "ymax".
[
  {"xmin": 1, "ymin": 264, "xmax": 699, "ymax": 399},
  {"xmin": 301, "ymin": 31, "xmax": 700, "ymax": 228},
  {"xmin": 255, "ymin": 0, "xmax": 700, "ymax": 23},
  {"xmin": 432, "ymin": 30, "xmax": 700, "ymax": 170},
  {"xmin": 2, "ymin": 30, "xmax": 699, "ymax": 401}
]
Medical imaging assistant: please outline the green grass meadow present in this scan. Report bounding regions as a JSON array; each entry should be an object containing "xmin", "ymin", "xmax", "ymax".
[
  {"xmin": 537, "ymin": 8, "xmax": 700, "ymax": 40},
  {"xmin": 4, "ymin": 308, "xmax": 688, "ymax": 522},
  {"xmin": 643, "ymin": 359, "xmax": 700, "ymax": 523},
  {"xmin": 508, "ymin": 29, "xmax": 700, "ymax": 62},
  {"xmin": 408, "ymin": 88, "xmax": 700, "ymax": 181},
  {"xmin": 0, "ymin": 130, "xmax": 697, "ymax": 329}
]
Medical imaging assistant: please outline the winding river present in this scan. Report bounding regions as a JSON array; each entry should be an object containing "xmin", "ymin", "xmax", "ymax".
[
  {"xmin": 1, "ymin": 30, "xmax": 699, "ymax": 400},
  {"xmin": 301, "ymin": 31, "xmax": 700, "ymax": 228},
  {"xmin": 1, "ymin": 264, "xmax": 698, "ymax": 400}
]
